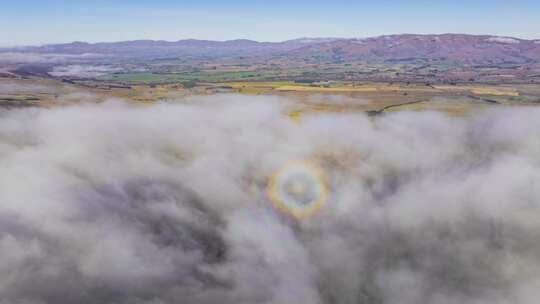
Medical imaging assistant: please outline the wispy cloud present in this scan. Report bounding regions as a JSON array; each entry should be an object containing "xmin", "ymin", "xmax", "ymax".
[{"xmin": 0, "ymin": 95, "xmax": 539, "ymax": 303}]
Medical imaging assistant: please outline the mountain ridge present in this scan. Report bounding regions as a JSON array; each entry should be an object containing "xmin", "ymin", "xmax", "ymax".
[{"xmin": 3, "ymin": 34, "xmax": 540, "ymax": 65}]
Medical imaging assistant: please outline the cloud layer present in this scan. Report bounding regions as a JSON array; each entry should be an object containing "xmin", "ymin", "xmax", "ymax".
[
  {"xmin": 49, "ymin": 65, "xmax": 120, "ymax": 78},
  {"xmin": 0, "ymin": 52, "xmax": 106, "ymax": 64},
  {"xmin": 0, "ymin": 95, "xmax": 539, "ymax": 304}
]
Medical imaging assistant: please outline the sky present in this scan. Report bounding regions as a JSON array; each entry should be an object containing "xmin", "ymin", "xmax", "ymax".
[{"xmin": 1, "ymin": 0, "xmax": 539, "ymax": 47}]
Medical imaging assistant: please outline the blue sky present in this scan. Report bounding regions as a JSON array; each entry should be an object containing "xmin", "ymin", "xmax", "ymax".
[{"xmin": 1, "ymin": 0, "xmax": 539, "ymax": 46}]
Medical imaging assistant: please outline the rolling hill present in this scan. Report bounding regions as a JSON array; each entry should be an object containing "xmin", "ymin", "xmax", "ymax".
[
  {"xmin": 288, "ymin": 34, "xmax": 540, "ymax": 64},
  {"xmin": 2, "ymin": 34, "xmax": 540, "ymax": 65}
]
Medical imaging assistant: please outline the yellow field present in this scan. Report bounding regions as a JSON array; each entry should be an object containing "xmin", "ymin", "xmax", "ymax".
[
  {"xmin": 221, "ymin": 82, "xmax": 523, "ymax": 96},
  {"xmin": 275, "ymin": 85, "xmax": 380, "ymax": 92},
  {"xmin": 1, "ymin": 77, "xmax": 537, "ymax": 118},
  {"xmin": 469, "ymin": 87, "xmax": 519, "ymax": 96},
  {"xmin": 433, "ymin": 85, "xmax": 520, "ymax": 96},
  {"xmin": 383, "ymin": 101, "xmax": 492, "ymax": 115}
]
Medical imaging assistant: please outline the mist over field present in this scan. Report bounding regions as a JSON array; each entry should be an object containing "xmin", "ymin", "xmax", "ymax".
[
  {"xmin": 1, "ymin": 95, "xmax": 540, "ymax": 304},
  {"xmin": 0, "ymin": 52, "xmax": 107, "ymax": 64}
]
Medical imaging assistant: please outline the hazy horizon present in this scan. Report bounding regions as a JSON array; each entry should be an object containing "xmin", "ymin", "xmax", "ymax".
[
  {"xmin": 2, "ymin": 0, "xmax": 539, "ymax": 47},
  {"xmin": 3, "ymin": 32, "xmax": 540, "ymax": 49}
]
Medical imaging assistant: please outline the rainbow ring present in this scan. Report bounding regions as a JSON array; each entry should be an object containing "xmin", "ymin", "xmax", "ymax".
[{"xmin": 267, "ymin": 160, "xmax": 329, "ymax": 219}]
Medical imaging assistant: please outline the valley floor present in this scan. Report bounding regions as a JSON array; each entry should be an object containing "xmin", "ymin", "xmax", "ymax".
[{"xmin": 1, "ymin": 76, "xmax": 540, "ymax": 116}]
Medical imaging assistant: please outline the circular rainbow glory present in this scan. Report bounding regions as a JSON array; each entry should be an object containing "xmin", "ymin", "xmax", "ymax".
[{"xmin": 267, "ymin": 161, "xmax": 329, "ymax": 219}]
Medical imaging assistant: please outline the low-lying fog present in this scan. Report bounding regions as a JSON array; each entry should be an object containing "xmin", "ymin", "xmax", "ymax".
[{"xmin": 1, "ymin": 95, "xmax": 539, "ymax": 304}]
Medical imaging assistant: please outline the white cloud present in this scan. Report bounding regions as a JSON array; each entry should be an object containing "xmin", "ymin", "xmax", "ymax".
[
  {"xmin": 0, "ymin": 52, "xmax": 107, "ymax": 64},
  {"xmin": 49, "ymin": 65, "xmax": 120, "ymax": 78},
  {"xmin": 486, "ymin": 36, "xmax": 521, "ymax": 44},
  {"xmin": 0, "ymin": 96, "xmax": 539, "ymax": 303}
]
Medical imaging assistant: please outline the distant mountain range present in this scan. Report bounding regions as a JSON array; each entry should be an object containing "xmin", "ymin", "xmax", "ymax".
[
  {"xmin": 3, "ymin": 38, "xmax": 333, "ymax": 59},
  {"xmin": 288, "ymin": 34, "xmax": 540, "ymax": 64},
  {"xmin": 3, "ymin": 34, "xmax": 540, "ymax": 65}
]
